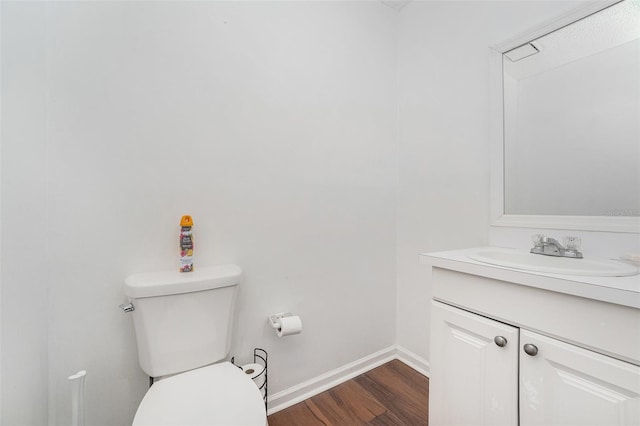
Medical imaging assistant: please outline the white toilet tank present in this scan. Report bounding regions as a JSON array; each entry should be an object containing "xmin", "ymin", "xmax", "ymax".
[{"xmin": 124, "ymin": 265, "xmax": 241, "ymax": 378}]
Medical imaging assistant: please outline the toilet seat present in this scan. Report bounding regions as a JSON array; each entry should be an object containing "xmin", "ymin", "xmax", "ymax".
[{"xmin": 132, "ymin": 362, "xmax": 266, "ymax": 425}]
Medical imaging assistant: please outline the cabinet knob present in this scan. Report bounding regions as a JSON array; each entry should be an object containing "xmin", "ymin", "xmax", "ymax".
[
  {"xmin": 494, "ymin": 336, "xmax": 508, "ymax": 347},
  {"xmin": 523, "ymin": 343, "xmax": 538, "ymax": 356}
]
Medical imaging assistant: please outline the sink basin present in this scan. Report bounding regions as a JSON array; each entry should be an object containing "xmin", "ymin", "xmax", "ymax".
[{"xmin": 466, "ymin": 247, "xmax": 639, "ymax": 277}]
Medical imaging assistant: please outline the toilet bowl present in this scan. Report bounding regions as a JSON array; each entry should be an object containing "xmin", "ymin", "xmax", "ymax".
[
  {"xmin": 133, "ymin": 362, "xmax": 265, "ymax": 425},
  {"xmin": 123, "ymin": 265, "xmax": 267, "ymax": 425}
]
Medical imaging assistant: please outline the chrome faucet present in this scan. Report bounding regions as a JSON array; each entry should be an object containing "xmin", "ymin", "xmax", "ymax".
[{"xmin": 530, "ymin": 234, "xmax": 583, "ymax": 258}]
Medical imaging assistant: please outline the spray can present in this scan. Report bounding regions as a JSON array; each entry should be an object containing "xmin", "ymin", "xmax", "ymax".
[{"xmin": 179, "ymin": 215, "xmax": 194, "ymax": 272}]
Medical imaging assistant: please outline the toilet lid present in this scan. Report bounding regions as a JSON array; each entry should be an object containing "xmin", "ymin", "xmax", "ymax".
[{"xmin": 133, "ymin": 362, "xmax": 266, "ymax": 425}]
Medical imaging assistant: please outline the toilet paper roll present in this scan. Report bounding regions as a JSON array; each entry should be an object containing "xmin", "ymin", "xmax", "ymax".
[
  {"xmin": 242, "ymin": 363, "xmax": 265, "ymax": 390},
  {"xmin": 276, "ymin": 315, "xmax": 302, "ymax": 337}
]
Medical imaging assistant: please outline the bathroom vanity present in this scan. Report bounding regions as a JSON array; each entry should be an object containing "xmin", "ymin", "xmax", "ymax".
[{"xmin": 421, "ymin": 248, "xmax": 640, "ymax": 425}]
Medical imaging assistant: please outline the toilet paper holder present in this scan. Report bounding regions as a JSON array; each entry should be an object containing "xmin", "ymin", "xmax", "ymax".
[
  {"xmin": 230, "ymin": 348, "xmax": 268, "ymax": 410},
  {"xmin": 267, "ymin": 312, "xmax": 294, "ymax": 331}
]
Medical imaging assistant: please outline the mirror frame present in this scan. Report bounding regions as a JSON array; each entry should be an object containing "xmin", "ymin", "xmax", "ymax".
[{"xmin": 489, "ymin": 0, "xmax": 640, "ymax": 234}]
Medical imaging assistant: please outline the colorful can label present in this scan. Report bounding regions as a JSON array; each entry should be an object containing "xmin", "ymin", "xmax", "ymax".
[{"xmin": 179, "ymin": 217, "xmax": 194, "ymax": 272}]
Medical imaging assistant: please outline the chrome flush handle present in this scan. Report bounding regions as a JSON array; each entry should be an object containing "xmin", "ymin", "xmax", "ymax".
[{"xmin": 119, "ymin": 303, "xmax": 135, "ymax": 313}]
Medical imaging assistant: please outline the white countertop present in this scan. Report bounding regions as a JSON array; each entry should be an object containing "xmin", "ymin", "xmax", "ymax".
[{"xmin": 420, "ymin": 247, "xmax": 640, "ymax": 309}]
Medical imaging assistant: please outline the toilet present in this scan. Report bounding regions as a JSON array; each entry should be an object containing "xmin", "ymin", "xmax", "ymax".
[{"xmin": 124, "ymin": 264, "xmax": 266, "ymax": 425}]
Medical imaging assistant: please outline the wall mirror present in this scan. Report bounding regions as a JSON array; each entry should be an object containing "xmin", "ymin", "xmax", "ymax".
[{"xmin": 490, "ymin": 0, "xmax": 640, "ymax": 233}]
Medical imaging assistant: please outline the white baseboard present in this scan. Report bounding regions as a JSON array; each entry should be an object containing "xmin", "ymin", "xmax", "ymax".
[
  {"xmin": 396, "ymin": 345, "xmax": 430, "ymax": 377},
  {"xmin": 266, "ymin": 345, "xmax": 396, "ymax": 415},
  {"xmin": 266, "ymin": 345, "xmax": 429, "ymax": 415}
]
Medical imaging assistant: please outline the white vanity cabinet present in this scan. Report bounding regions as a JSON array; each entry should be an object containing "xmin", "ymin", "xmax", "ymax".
[
  {"xmin": 520, "ymin": 329, "xmax": 640, "ymax": 426},
  {"xmin": 423, "ymin": 249, "xmax": 640, "ymax": 426},
  {"xmin": 431, "ymin": 300, "xmax": 640, "ymax": 426},
  {"xmin": 430, "ymin": 301, "xmax": 518, "ymax": 425}
]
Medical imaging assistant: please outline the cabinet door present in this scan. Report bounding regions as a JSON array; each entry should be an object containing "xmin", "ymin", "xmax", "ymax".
[
  {"xmin": 430, "ymin": 301, "xmax": 519, "ymax": 425},
  {"xmin": 520, "ymin": 329, "xmax": 640, "ymax": 426}
]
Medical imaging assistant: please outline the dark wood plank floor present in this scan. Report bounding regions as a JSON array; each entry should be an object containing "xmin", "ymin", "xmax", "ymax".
[{"xmin": 268, "ymin": 359, "xmax": 429, "ymax": 425}]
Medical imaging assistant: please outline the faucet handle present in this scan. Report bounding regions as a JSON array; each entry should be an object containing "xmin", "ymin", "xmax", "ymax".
[
  {"xmin": 563, "ymin": 236, "xmax": 581, "ymax": 251},
  {"xmin": 531, "ymin": 234, "xmax": 546, "ymax": 246}
]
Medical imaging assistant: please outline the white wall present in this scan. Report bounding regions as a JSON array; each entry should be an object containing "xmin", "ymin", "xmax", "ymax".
[
  {"xmin": 2, "ymin": 2, "xmax": 398, "ymax": 425},
  {"xmin": 395, "ymin": 0, "xmax": 587, "ymax": 364},
  {"xmin": 1, "ymin": 3, "xmax": 49, "ymax": 424}
]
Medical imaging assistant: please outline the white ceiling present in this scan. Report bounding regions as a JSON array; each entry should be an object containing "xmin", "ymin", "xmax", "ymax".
[{"xmin": 381, "ymin": 0, "xmax": 411, "ymax": 12}]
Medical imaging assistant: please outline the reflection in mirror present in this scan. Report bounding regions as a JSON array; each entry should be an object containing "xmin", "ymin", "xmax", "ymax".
[{"xmin": 502, "ymin": 0, "xmax": 640, "ymax": 217}]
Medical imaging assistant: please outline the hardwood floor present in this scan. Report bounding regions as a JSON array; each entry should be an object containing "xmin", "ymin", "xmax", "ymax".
[{"xmin": 267, "ymin": 360, "xmax": 429, "ymax": 425}]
